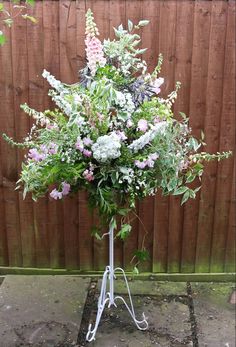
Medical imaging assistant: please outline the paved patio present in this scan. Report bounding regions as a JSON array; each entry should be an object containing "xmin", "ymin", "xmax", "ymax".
[{"xmin": 0, "ymin": 276, "xmax": 235, "ymax": 347}]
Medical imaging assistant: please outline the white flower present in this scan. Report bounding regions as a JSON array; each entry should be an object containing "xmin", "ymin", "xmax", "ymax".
[
  {"xmin": 128, "ymin": 121, "xmax": 167, "ymax": 152},
  {"xmin": 42, "ymin": 70, "xmax": 64, "ymax": 93},
  {"xmin": 92, "ymin": 132, "xmax": 121, "ymax": 162}
]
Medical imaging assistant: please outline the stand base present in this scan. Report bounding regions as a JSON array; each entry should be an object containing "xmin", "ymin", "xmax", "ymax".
[{"xmin": 86, "ymin": 265, "xmax": 148, "ymax": 342}]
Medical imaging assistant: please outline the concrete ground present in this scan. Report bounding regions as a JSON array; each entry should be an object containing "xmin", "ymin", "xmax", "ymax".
[{"xmin": 0, "ymin": 276, "xmax": 235, "ymax": 347}]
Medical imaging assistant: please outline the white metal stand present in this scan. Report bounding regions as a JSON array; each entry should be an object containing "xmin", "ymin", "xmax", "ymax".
[{"xmin": 86, "ymin": 220, "xmax": 149, "ymax": 342}]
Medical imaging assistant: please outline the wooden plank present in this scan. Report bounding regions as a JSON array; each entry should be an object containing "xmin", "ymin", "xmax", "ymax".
[
  {"xmin": 181, "ymin": 0, "xmax": 211, "ymax": 273},
  {"xmin": 59, "ymin": 0, "xmax": 79, "ymax": 269},
  {"xmin": 210, "ymin": 0, "xmax": 235, "ymax": 272},
  {"xmin": 153, "ymin": 1, "xmax": 177, "ymax": 273},
  {"xmin": 109, "ymin": 0, "xmax": 126, "ymax": 268},
  {"xmin": 25, "ymin": 0, "xmax": 49, "ymax": 268},
  {"xmin": 0, "ymin": 3, "xmax": 20, "ymax": 267},
  {"xmin": 224, "ymin": 160, "xmax": 235, "ymax": 273},
  {"xmin": 195, "ymin": 1, "xmax": 228, "ymax": 273},
  {"xmin": 122, "ymin": 0, "xmax": 143, "ymax": 272},
  {"xmin": 76, "ymin": 0, "xmax": 94, "ymax": 271},
  {"xmin": 88, "ymin": 0, "xmax": 111, "ymax": 271},
  {"xmin": 11, "ymin": 4, "xmax": 37, "ymax": 267},
  {"xmin": 169, "ymin": 1, "xmax": 194, "ymax": 273},
  {"xmin": 137, "ymin": 0, "xmax": 160, "ymax": 272},
  {"xmin": 43, "ymin": 0, "xmax": 64, "ymax": 268}
]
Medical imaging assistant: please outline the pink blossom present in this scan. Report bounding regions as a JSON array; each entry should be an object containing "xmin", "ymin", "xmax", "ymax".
[
  {"xmin": 83, "ymin": 137, "xmax": 93, "ymax": 146},
  {"xmin": 46, "ymin": 123, "xmax": 59, "ymax": 130},
  {"xmin": 127, "ymin": 119, "xmax": 133, "ymax": 128},
  {"xmin": 83, "ymin": 149, "xmax": 92, "ymax": 157},
  {"xmin": 116, "ymin": 131, "xmax": 127, "ymax": 141},
  {"xmin": 28, "ymin": 148, "xmax": 46, "ymax": 162},
  {"xmin": 50, "ymin": 189, "xmax": 63, "ymax": 200},
  {"xmin": 151, "ymin": 77, "xmax": 164, "ymax": 94},
  {"xmin": 62, "ymin": 182, "xmax": 70, "ymax": 196},
  {"xmin": 154, "ymin": 116, "xmax": 161, "ymax": 124},
  {"xmin": 48, "ymin": 142, "xmax": 58, "ymax": 155},
  {"xmin": 83, "ymin": 169, "xmax": 94, "ymax": 182},
  {"xmin": 137, "ymin": 119, "xmax": 148, "ymax": 132},
  {"xmin": 149, "ymin": 153, "xmax": 159, "ymax": 161},
  {"xmin": 145, "ymin": 158, "xmax": 155, "ymax": 168},
  {"xmin": 135, "ymin": 160, "xmax": 147, "ymax": 169},
  {"xmin": 75, "ymin": 138, "xmax": 84, "ymax": 152},
  {"xmin": 85, "ymin": 36, "xmax": 106, "ymax": 76}
]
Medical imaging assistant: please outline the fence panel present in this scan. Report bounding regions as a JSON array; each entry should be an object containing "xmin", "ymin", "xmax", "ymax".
[{"xmin": 0, "ymin": 0, "xmax": 235, "ymax": 273}]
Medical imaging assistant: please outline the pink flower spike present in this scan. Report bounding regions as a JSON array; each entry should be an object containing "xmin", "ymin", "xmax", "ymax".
[
  {"xmin": 83, "ymin": 149, "xmax": 92, "ymax": 157},
  {"xmin": 137, "ymin": 119, "xmax": 148, "ymax": 132},
  {"xmin": 50, "ymin": 189, "xmax": 63, "ymax": 200},
  {"xmin": 62, "ymin": 182, "xmax": 70, "ymax": 196}
]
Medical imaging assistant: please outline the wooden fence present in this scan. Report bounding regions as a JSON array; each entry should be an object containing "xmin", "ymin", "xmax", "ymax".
[{"xmin": 0, "ymin": 0, "xmax": 235, "ymax": 274}]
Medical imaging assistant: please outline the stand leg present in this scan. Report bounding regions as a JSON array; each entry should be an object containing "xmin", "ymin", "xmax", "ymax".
[{"xmin": 86, "ymin": 221, "xmax": 148, "ymax": 342}]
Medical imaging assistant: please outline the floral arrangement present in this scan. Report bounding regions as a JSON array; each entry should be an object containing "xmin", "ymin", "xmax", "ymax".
[{"xmin": 3, "ymin": 9, "xmax": 231, "ymax": 250}]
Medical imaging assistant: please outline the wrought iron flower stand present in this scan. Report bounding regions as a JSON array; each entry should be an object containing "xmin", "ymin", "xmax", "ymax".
[{"xmin": 86, "ymin": 220, "xmax": 149, "ymax": 342}]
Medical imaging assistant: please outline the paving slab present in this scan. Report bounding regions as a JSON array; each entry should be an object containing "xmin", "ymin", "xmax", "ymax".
[
  {"xmin": 0, "ymin": 275, "xmax": 90, "ymax": 347},
  {"xmin": 98, "ymin": 279, "xmax": 187, "ymax": 296},
  {"xmin": 191, "ymin": 282, "xmax": 235, "ymax": 347},
  {"xmin": 86, "ymin": 290, "xmax": 192, "ymax": 347}
]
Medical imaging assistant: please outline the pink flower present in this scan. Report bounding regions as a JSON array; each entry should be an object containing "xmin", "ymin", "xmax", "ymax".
[
  {"xmin": 151, "ymin": 77, "xmax": 164, "ymax": 94},
  {"xmin": 75, "ymin": 138, "xmax": 84, "ymax": 152},
  {"xmin": 116, "ymin": 131, "xmax": 127, "ymax": 141},
  {"xmin": 50, "ymin": 189, "xmax": 63, "ymax": 200},
  {"xmin": 62, "ymin": 182, "xmax": 70, "ymax": 196},
  {"xmin": 137, "ymin": 119, "xmax": 148, "ymax": 132},
  {"xmin": 83, "ymin": 137, "xmax": 93, "ymax": 146},
  {"xmin": 48, "ymin": 142, "xmax": 58, "ymax": 155},
  {"xmin": 83, "ymin": 149, "xmax": 92, "ymax": 157},
  {"xmin": 154, "ymin": 116, "xmax": 161, "ymax": 124},
  {"xmin": 28, "ymin": 148, "xmax": 46, "ymax": 162},
  {"xmin": 83, "ymin": 169, "xmax": 94, "ymax": 182},
  {"xmin": 127, "ymin": 119, "xmax": 133, "ymax": 128},
  {"xmin": 149, "ymin": 153, "xmax": 159, "ymax": 161},
  {"xmin": 145, "ymin": 159, "xmax": 155, "ymax": 168},
  {"xmin": 135, "ymin": 160, "xmax": 146, "ymax": 169},
  {"xmin": 85, "ymin": 36, "xmax": 106, "ymax": 76}
]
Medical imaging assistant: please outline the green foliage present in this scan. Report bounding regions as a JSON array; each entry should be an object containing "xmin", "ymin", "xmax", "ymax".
[{"xmin": 0, "ymin": 30, "xmax": 6, "ymax": 46}]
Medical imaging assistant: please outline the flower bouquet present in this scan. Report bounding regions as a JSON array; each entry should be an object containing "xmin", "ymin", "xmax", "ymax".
[{"xmin": 3, "ymin": 9, "xmax": 231, "ymax": 341}]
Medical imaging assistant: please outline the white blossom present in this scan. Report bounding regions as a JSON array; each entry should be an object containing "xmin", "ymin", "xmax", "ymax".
[
  {"xmin": 92, "ymin": 132, "xmax": 121, "ymax": 162},
  {"xmin": 128, "ymin": 121, "xmax": 167, "ymax": 152}
]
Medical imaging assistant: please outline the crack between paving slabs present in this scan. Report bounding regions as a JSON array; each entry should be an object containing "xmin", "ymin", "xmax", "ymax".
[
  {"xmin": 77, "ymin": 278, "xmax": 98, "ymax": 347},
  {"xmin": 187, "ymin": 282, "xmax": 199, "ymax": 347}
]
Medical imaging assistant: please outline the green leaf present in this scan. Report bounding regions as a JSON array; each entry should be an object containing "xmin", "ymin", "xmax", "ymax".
[
  {"xmin": 134, "ymin": 249, "xmax": 150, "ymax": 262},
  {"xmin": 91, "ymin": 226, "xmax": 102, "ymax": 240},
  {"xmin": 173, "ymin": 186, "xmax": 188, "ymax": 195},
  {"xmin": 0, "ymin": 3, "xmax": 4, "ymax": 11},
  {"xmin": 25, "ymin": 0, "xmax": 35, "ymax": 6},
  {"xmin": 133, "ymin": 266, "xmax": 139, "ymax": 275},
  {"xmin": 128, "ymin": 19, "xmax": 133, "ymax": 32},
  {"xmin": 3, "ymin": 18, "xmax": 14, "ymax": 28},
  {"xmin": 22, "ymin": 14, "xmax": 37, "ymax": 24},
  {"xmin": 117, "ymin": 224, "xmax": 132, "ymax": 240},
  {"xmin": 0, "ymin": 31, "xmax": 6, "ymax": 46},
  {"xmin": 181, "ymin": 190, "xmax": 190, "ymax": 205},
  {"xmin": 138, "ymin": 20, "xmax": 149, "ymax": 27}
]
